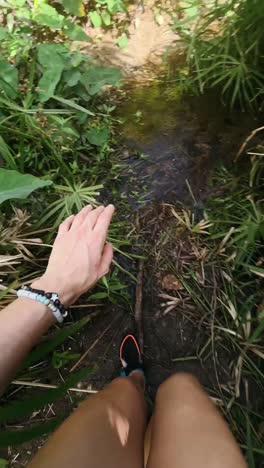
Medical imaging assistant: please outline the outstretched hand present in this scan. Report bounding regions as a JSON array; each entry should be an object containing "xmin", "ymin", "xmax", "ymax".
[{"xmin": 32, "ymin": 205, "xmax": 115, "ymax": 305}]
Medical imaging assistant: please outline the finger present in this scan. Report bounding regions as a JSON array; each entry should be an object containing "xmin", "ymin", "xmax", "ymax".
[
  {"xmin": 84, "ymin": 206, "xmax": 105, "ymax": 230},
  {"xmin": 93, "ymin": 205, "xmax": 115, "ymax": 246},
  {"xmin": 56, "ymin": 214, "xmax": 75, "ymax": 238},
  {"xmin": 71, "ymin": 205, "xmax": 93, "ymax": 230},
  {"xmin": 98, "ymin": 243, "xmax": 114, "ymax": 278}
]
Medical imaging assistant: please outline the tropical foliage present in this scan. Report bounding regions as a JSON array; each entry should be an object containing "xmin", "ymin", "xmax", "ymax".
[{"xmin": 174, "ymin": 0, "xmax": 264, "ymax": 110}]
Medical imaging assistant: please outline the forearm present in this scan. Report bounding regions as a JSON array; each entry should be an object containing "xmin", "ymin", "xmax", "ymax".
[
  {"xmin": 0, "ymin": 205, "xmax": 114, "ymax": 396},
  {"xmin": 0, "ymin": 296, "xmax": 55, "ymax": 396}
]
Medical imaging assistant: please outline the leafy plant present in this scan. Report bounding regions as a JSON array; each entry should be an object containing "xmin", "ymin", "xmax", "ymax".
[
  {"xmin": 88, "ymin": 0, "xmax": 130, "ymax": 47},
  {"xmin": 52, "ymin": 350, "xmax": 80, "ymax": 369},
  {"xmin": 162, "ymin": 145, "xmax": 264, "ymax": 463},
  {"xmin": 39, "ymin": 181, "xmax": 103, "ymax": 227},
  {"xmin": 0, "ymin": 0, "xmax": 89, "ymax": 47},
  {"xmin": 89, "ymin": 270, "xmax": 129, "ymax": 304},
  {"xmin": 60, "ymin": 0, "xmax": 85, "ymax": 17},
  {"xmin": 0, "ymin": 316, "xmax": 94, "ymax": 446},
  {"xmin": 20, "ymin": 317, "xmax": 92, "ymax": 370},
  {"xmin": 0, "ymin": 169, "xmax": 52, "ymax": 204},
  {"xmin": 0, "ymin": 0, "xmax": 130, "ymax": 453},
  {"xmin": 0, "ymin": 369, "xmax": 92, "ymax": 446},
  {"xmin": 89, "ymin": 0, "xmax": 126, "ymax": 28},
  {"xmin": 0, "ymin": 59, "xmax": 18, "ymax": 99},
  {"xmin": 174, "ymin": 0, "xmax": 264, "ymax": 110}
]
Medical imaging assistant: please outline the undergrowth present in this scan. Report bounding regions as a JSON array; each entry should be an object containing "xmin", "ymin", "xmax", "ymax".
[
  {"xmin": 0, "ymin": 1, "xmax": 263, "ymax": 466},
  {"xmin": 0, "ymin": 0, "xmax": 133, "ymax": 451},
  {"xmin": 172, "ymin": 0, "xmax": 264, "ymax": 111},
  {"xmin": 161, "ymin": 149, "xmax": 264, "ymax": 465}
]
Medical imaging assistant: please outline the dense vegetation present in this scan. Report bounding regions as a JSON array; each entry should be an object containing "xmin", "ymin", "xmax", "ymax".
[
  {"xmin": 0, "ymin": 0, "xmax": 263, "ymax": 465},
  {"xmin": 173, "ymin": 0, "xmax": 264, "ymax": 110},
  {"xmin": 0, "ymin": 0, "xmax": 133, "ymax": 453}
]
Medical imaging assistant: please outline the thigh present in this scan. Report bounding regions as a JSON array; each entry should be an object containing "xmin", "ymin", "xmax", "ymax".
[
  {"xmin": 147, "ymin": 373, "xmax": 246, "ymax": 468},
  {"xmin": 29, "ymin": 377, "xmax": 146, "ymax": 468}
]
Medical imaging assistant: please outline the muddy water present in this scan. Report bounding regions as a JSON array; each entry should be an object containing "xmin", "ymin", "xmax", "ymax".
[{"xmin": 118, "ymin": 80, "xmax": 256, "ymax": 207}]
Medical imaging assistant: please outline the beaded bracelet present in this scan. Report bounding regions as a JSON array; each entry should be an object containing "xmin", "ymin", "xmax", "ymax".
[{"xmin": 17, "ymin": 285, "xmax": 68, "ymax": 324}]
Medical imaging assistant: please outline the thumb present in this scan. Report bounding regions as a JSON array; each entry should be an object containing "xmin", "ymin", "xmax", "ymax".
[{"xmin": 98, "ymin": 243, "xmax": 114, "ymax": 278}]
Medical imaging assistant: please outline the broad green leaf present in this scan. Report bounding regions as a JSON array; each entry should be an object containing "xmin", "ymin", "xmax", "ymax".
[
  {"xmin": 0, "ymin": 169, "xmax": 52, "ymax": 204},
  {"xmin": 33, "ymin": 3, "xmax": 64, "ymax": 29},
  {"xmin": 86, "ymin": 127, "xmax": 109, "ymax": 146},
  {"xmin": 89, "ymin": 11, "xmax": 102, "ymax": 28},
  {"xmin": 8, "ymin": 0, "xmax": 26, "ymax": 6},
  {"xmin": 0, "ymin": 26, "xmax": 8, "ymax": 40},
  {"xmin": 81, "ymin": 66, "xmax": 122, "ymax": 95},
  {"xmin": 89, "ymin": 291, "xmax": 109, "ymax": 299},
  {"xmin": 101, "ymin": 10, "xmax": 111, "ymax": 26},
  {"xmin": 0, "ymin": 418, "xmax": 63, "ymax": 447},
  {"xmin": 37, "ymin": 44, "xmax": 69, "ymax": 102},
  {"xmin": 63, "ymin": 69, "xmax": 82, "ymax": 87},
  {"xmin": 15, "ymin": 6, "xmax": 31, "ymax": 19},
  {"xmin": 61, "ymin": 0, "xmax": 85, "ymax": 16},
  {"xmin": 38, "ymin": 67, "xmax": 64, "ymax": 102},
  {"xmin": 63, "ymin": 20, "xmax": 90, "ymax": 41},
  {"xmin": 38, "ymin": 44, "xmax": 69, "ymax": 67},
  {"xmin": 0, "ymin": 59, "xmax": 18, "ymax": 99},
  {"xmin": 117, "ymin": 33, "xmax": 128, "ymax": 49},
  {"xmin": 20, "ymin": 317, "xmax": 91, "ymax": 370},
  {"xmin": 106, "ymin": 0, "xmax": 124, "ymax": 14},
  {"xmin": 0, "ymin": 368, "xmax": 92, "ymax": 423}
]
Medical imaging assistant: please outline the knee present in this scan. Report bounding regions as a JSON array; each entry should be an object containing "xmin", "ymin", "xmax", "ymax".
[
  {"xmin": 110, "ymin": 376, "xmax": 136, "ymax": 390},
  {"xmin": 78, "ymin": 376, "xmax": 144, "ymax": 415},
  {"xmin": 108, "ymin": 376, "xmax": 143, "ymax": 400},
  {"xmin": 104, "ymin": 376, "xmax": 146, "ymax": 423},
  {"xmin": 157, "ymin": 372, "xmax": 200, "ymax": 400}
]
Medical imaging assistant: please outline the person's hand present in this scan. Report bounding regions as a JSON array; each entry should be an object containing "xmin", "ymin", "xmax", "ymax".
[{"xmin": 32, "ymin": 205, "xmax": 115, "ymax": 306}]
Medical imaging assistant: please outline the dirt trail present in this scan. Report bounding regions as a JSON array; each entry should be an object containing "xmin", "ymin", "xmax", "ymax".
[{"xmin": 83, "ymin": 3, "xmax": 179, "ymax": 76}]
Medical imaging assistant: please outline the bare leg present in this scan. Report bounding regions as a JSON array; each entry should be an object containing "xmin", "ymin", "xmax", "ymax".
[
  {"xmin": 147, "ymin": 373, "xmax": 246, "ymax": 468},
  {"xmin": 29, "ymin": 374, "xmax": 146, "ymax": 468}
]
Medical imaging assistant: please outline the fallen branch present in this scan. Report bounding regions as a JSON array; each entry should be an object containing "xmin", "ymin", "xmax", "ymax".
[
  {"xmin": 135, "ymin": 260, "xmax": 144, "ymax": 351},
  {"xmin": 11, "ymin": 380, "xmax": 97, "ymax": 394},
  {"xmin": 235, "ymin": 126, "xmax": 264, "ymax": 161}
]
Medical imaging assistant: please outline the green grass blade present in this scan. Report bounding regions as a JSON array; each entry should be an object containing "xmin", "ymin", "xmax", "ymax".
[
  {"xmin": 52, "ymin": 95, "xmax": 95, "ymax": 116},
  {"xmin": 20, "ymin": 317, "xmax": 91, "ymax": 370},
  {"xmin": 0, "ymin": 368, "xmax": 92, "ymax": 423},
  {"xmin": 0, "ymin": 417, "xmax": 63, "ymax": 447},
  {"xmin": 246, "ymin": 413, "xmax": 256, "ymax": 468},
  {"xmin": 0, "ymin": 136, "xmax": 17, "ymax": 170}
]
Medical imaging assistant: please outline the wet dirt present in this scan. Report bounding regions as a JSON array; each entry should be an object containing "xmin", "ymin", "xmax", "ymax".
[
  {"xmin": 82, "ymin": 78, "xmax": 258, "ymax": 400},
  {"xmin": 83, "ymin": 2, "xmax": 179, "ymax": 76},
  {"xmin": 117, "ymin": 79, "xmax": 257, "ymax": 207}
]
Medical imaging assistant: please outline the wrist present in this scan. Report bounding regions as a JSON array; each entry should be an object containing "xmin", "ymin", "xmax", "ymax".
[
  {"xmin": 16, "ymin": 296, "xmax": 56, "ymax": 326},
  {"xmin": 31, "ymin": 275, "xmax": 75, "ymax": 306}
]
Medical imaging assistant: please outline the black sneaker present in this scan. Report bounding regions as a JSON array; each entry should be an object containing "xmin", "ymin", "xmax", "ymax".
[{"xmin": 119, "ymin": 334, "xmax": 144, "ymax": 377}]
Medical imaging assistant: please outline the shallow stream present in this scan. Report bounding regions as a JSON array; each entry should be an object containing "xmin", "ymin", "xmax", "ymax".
[{"xmin": 117, "ymin": 79, "xmax": 257, "ymax": 208}]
